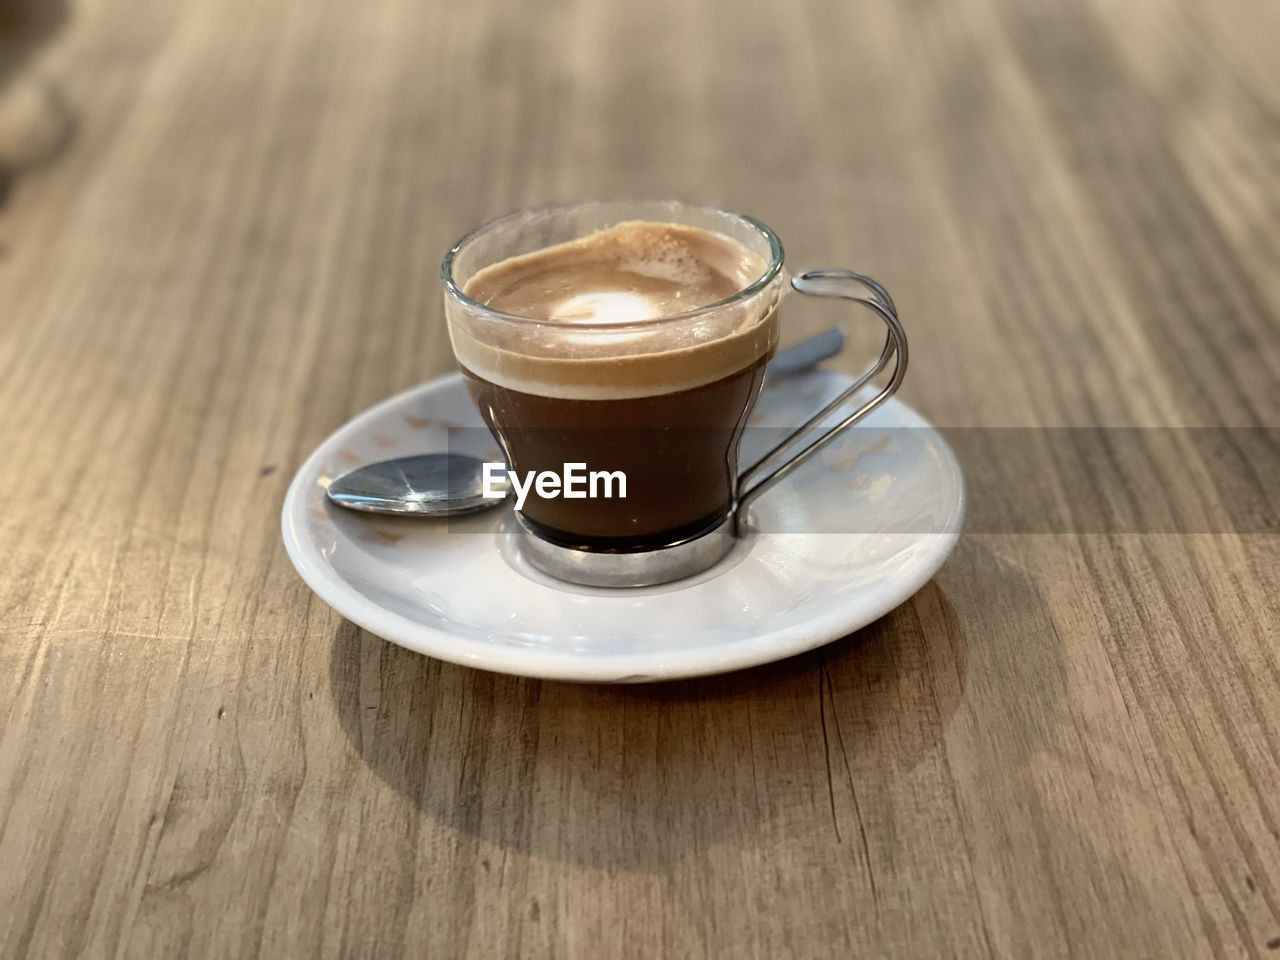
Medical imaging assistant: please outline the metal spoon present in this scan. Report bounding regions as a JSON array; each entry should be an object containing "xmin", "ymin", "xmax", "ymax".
[{"xmin": 326, "ymin": 327, "xmax": 845, "ymax": 516}]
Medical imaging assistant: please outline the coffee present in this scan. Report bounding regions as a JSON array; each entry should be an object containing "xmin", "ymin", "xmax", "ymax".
[{"xmin": 452, "ymin": 220, "xmax": 778, "ymax": 549}]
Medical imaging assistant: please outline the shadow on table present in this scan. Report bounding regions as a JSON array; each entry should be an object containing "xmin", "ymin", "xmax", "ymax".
[{"xmin": 327, "ymin": 538, "xmax": 1046, "ymax": 875}]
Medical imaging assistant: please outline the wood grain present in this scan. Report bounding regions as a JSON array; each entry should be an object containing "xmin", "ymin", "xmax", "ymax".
[{"xmin": 1, "ymin": 0, "xmax": 1277, "ymax": 956}]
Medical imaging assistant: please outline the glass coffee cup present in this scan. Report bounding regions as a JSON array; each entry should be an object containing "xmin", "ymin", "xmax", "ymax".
[{"xmin": 442, "ymin": 201, "xmax": 906, "ymax": 587}]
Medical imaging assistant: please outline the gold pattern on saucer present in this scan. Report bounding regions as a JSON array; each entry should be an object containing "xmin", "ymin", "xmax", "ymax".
[
  {"xmin": 829, "ymin": 433, "xmax": 891, "ymax": 471},
  {"xmin": 867, "ymin": 473, "xmax": 893, "ymax": 502}
]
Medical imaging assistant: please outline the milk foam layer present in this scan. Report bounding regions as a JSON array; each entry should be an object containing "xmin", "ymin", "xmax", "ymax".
[
  {"xmin": 450, "ymin": 221, "xmax": 780, "ymax": 400},
  {"xmin": 464, "ymin": 220, "xmax": 761, "ymax": 323}
]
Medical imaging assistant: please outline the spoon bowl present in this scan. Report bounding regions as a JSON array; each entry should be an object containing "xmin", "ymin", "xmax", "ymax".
[{"xmin": 326, "ymin": 452, "xmax": 506, "ymax": 516}]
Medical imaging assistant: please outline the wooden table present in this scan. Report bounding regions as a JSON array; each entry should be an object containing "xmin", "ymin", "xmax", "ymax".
[{"xmin": 2, "ymin": 0, "xmax": 1277, "ymax": 955}]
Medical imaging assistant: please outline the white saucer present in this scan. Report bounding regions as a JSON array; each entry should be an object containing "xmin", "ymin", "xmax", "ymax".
[{"xmin": 282, "ymin": 370, "xmax": 965, "ymax": 682}]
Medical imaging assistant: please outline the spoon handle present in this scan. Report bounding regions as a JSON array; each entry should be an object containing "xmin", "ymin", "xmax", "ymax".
[{"xmin": 764, "ymin": 327, "xmax": 844, "ymax": 380}]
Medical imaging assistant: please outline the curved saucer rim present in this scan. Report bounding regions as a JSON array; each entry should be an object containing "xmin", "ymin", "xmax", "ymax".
[{"xmin": 281, "ymin": 372, "xmax": 966, "ymax": 683}]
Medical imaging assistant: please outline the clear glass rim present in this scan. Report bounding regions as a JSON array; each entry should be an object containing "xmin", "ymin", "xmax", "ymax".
[{"xmin": 440, "ymin": 200, "xmax": 785, "ymax": 330}]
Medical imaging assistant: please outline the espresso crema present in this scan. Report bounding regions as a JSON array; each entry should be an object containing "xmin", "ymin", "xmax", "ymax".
[{"xmin": 452, "ymin": 220, "xmax": 778, "ymax": 402}]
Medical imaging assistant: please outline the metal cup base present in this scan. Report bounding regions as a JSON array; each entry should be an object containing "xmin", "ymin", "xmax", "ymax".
[{"xmin": 515, "ymin": 513, "xmax": 736, "ymax": 588}]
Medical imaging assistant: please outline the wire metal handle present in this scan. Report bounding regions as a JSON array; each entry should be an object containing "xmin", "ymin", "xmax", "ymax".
[{"xmin": 734, "ymin": 269, "xmax": 909, "ymax": 535}]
